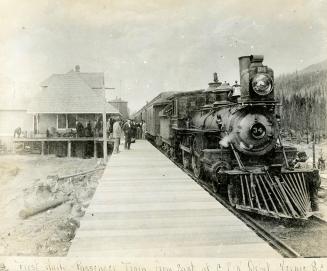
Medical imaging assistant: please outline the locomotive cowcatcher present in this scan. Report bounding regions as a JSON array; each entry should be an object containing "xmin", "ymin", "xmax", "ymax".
[{"xmin": 136, "ymin": 55, "xmax": 320, "ymax": 220}]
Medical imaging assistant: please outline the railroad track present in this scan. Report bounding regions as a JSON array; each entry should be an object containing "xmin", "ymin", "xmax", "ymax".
[
  {"xmin": 154, "ymin": 144, "xmax": 327, "ymax": 258},
  {"xmin": 177, "ymin": 162, "xmax": 301, "ymax": 258}
]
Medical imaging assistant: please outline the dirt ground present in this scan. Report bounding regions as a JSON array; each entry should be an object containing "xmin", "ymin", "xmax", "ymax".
[{"xmin": 0, "ymin": 154, "xmax": 104, "ymax": 256}]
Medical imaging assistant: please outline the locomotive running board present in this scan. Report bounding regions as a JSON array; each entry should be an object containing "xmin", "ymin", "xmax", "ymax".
[{"xmin": 228, "ymin": 171, "xmax": 312, "ymax": 219}]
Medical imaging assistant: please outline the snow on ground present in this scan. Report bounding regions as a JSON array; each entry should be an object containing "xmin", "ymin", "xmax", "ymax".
[{"xmin": 0, "ymin": 154, "xmax": 104, "ymax": 256}]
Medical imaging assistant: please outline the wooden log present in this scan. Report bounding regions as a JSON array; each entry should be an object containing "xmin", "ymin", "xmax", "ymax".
[
  {"xmin": 19, "ymin": 198, "xmax": 68, "ymax": 219},
  {"xmin": 57, "ymin": 167, "xmax": 105, "ymax": 180}
]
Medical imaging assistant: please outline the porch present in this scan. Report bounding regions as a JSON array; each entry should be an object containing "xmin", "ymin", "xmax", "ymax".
[{"xmin": 13, "ymin": 137, "xmax": 114, "ymax": 158}]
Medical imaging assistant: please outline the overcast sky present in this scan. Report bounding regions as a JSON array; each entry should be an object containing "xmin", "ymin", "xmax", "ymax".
[{"xmin": 1, "ymin": 0, "xmax": 327, "ymax": 111}]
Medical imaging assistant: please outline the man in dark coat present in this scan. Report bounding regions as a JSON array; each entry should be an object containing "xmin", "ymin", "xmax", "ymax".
[
  {"xmin": 131, "ymin": 120, "xmax": 137, "ymax": 140},
  {"xmin": 76, "ymin": 120, "xmax": 85, "ymax": 137},
  {"xmin": 85, "ymin": 121, "xmax": 93, "ymax": 137},
  {"xmin": 123, "ymin": 119, "xmax": 132, "ymax": 150},
  {"xmin": 94, "ymin": 117, "xmax": 103, "ymax": 137}
]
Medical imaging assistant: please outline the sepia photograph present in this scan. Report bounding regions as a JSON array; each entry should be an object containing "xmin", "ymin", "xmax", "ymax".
[{"xmin": 0, "ymin": 0, "xmax": 327, "ymax": 267}]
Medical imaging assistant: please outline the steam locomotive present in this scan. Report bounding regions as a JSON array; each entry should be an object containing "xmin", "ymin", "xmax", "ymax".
[{"xmin": 134, "ymin": 55, "xmax": 320, "ymax": 219}]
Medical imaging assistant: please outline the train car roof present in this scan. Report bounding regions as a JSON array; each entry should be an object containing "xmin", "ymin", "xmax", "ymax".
[
  {"xmin": 134, "ymin": 88, "xmax": 206, "ymax": 116},
  {"xmin": 133, "ymin": 91, "xmax": 177, "ymax": 115},
  {"xmin": 167, "ymin": 89, "xmax": 205, "ymax": 99}
]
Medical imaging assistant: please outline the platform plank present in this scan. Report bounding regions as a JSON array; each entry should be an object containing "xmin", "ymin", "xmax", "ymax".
[{"xmin": 68, "ymin": 140, "xmax": 281, "ymax": 257}]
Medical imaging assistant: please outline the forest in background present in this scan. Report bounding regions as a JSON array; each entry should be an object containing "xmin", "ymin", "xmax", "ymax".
[{"xmin": 275, "ymin": 62, "xmax": 327, "ymax": 142}]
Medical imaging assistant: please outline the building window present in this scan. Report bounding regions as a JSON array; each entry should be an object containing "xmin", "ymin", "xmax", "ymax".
[
  {"xmin": 57, "ymin": 114, "xmax": 66, "ymax": 129},
  {"xmin": 67, "ymin": 114, "xmax": 76, "ymax": 128}
]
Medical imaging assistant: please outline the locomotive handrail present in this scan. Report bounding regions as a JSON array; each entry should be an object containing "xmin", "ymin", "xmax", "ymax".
[{"xmin": 239, "ymin": 101, "xmax": 281, "ymax": 106}]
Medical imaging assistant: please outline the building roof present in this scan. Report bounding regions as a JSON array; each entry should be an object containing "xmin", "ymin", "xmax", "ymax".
[
  {"xmin": 41, "ymin": 70, "xmax": 105, "ymax": 89},
  {"xmin": 0, "ymin": 101, "xmax": 27, "ymax": 111},
  {"xmin": 77, "ymin": 72, "xmax": 104, "ymax": 89},
  {"xmin": 28, "ymin": 71, "xmax": 119, "ymax": 114}
]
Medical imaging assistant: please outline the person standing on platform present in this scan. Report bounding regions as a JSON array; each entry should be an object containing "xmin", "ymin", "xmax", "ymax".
[
  {"xmin": 131, "ymin": 120, "xmax": 137, "ymax": 142},
  {"xmin": 85, "ymin": 121, "xmax": 93, "ymax": 137},
  {"xmin": 94, "ymin": 116, "xmax": 103, "ymax": 137},
  {"xmin": 136, "ymin": 122, "xmax": 142, "ymax": 139},
  {"xmin": 123, "ymin": 119, "xmax": 132, "ymax": 150},
  {"xmin": 85, "ymin": 120, "xmax": 94, "ymax": 157},
  {"xmin": 112, "ymin": 119, "xmax": 122, "ymax": 154},
  {"xmin": 76, "ymin": 120, "xmax": 85, "ymax": 137},
  {"xmin": 142, "ymin": 121, "xmax": 147, "ymax": 139}
]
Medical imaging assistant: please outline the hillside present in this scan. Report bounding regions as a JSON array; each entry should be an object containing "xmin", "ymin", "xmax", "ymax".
[
  {"xmin": 275, "ymin": 63, "xmax": 327, "ymax": 139},
  {"xmin": 300, "ymin": 59, "xmax": 327, "ymax": 74}
]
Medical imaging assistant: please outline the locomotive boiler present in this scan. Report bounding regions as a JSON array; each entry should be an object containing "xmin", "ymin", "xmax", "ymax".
[{"xmin": 136, "ymin": 55, "xmax": 320, "ymax": 220}]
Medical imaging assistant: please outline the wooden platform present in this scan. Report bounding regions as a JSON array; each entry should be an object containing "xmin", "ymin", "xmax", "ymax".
[{"xmin": 68, "ymin": 140, "xmax": 281, "ymax": 257}]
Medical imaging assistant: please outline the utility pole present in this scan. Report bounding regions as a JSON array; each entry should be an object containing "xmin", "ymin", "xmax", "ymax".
[
  {"xmin": 120, "ymin": 80, "xmax": 122, "ymax": 98},
  {"xmin": 313, "ymin": 132, "xmax": 316, "ymax": 168}
]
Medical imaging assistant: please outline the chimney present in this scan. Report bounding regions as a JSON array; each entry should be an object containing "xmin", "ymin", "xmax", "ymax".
[
  {"xmin": 213, "ymin": 72, "xmax": 218, "ymax": 83},
  {"xmin": 75, "ymin": 65, "xmax": 80, "ymax": 72}
]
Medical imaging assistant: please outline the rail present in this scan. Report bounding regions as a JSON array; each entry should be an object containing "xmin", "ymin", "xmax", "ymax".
[{"xmin": 152, "ymin": 141, "xmax": 320, "ymax": 257}]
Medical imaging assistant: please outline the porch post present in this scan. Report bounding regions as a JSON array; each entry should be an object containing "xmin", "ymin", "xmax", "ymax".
[
  {"xmin": 68, "ymin": 141, "xmax": 71, "ymax": 158},
  {"xmin": 103, "ymin": 112, "xmax": 107, "ymax": 162},
  {"xmin": 36, "ymin": 114, "xmax": 39, "ymax": 134},
  {"xmin": 41, "ymin": 141, "xmax": 45, "ymax": 156}
]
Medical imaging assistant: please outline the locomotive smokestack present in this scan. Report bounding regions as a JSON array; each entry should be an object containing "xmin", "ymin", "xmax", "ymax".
[
  {"xmin": 239, "ymin": 56, "xmax": 251, "ymax": 76},
  {"xmin": 238, "ymin": 56, "xmax": 251, "ymax": 101}
]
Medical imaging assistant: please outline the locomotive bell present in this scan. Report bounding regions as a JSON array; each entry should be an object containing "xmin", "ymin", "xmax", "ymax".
[{"xmin": 232, "ymin": 81, "xmax": 241, "ymax": 98}]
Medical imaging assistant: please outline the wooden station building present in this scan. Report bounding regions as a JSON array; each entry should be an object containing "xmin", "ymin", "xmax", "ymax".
[{"xmin": 14, "ymin": 65, "xmax": 120, "ymax": 158}]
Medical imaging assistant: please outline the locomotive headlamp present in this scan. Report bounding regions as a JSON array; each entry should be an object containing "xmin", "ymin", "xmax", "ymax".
[{"xmin": 251, "ymin": 74, "xmax": 273, "ymax": 96}]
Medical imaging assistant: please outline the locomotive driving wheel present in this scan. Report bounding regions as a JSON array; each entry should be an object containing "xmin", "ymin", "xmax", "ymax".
[
  {"xmin": 191, "ymin": 136, "xmax": 204, "ymax": 179},
  {"xmin": 182, "ymin": 151, "xmax": 190, "ymax": 169},
  {"xmin": 191, "ymin": 153, "xmax": 203, "ymax": 179}
]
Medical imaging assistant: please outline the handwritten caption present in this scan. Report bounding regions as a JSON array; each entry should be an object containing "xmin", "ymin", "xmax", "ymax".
[{"xmin": 12, "ymin": 259, "xmax": 325, "ymax": 271}]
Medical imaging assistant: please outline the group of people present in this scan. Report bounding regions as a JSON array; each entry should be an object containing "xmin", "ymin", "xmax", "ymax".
[
  {"xmin": 76, "ymin": 117, "xmax": 107, "ymax": 138},
  {"xmin": 112, "ymin": 119, "xmax": 146, "ymax": 154}
]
